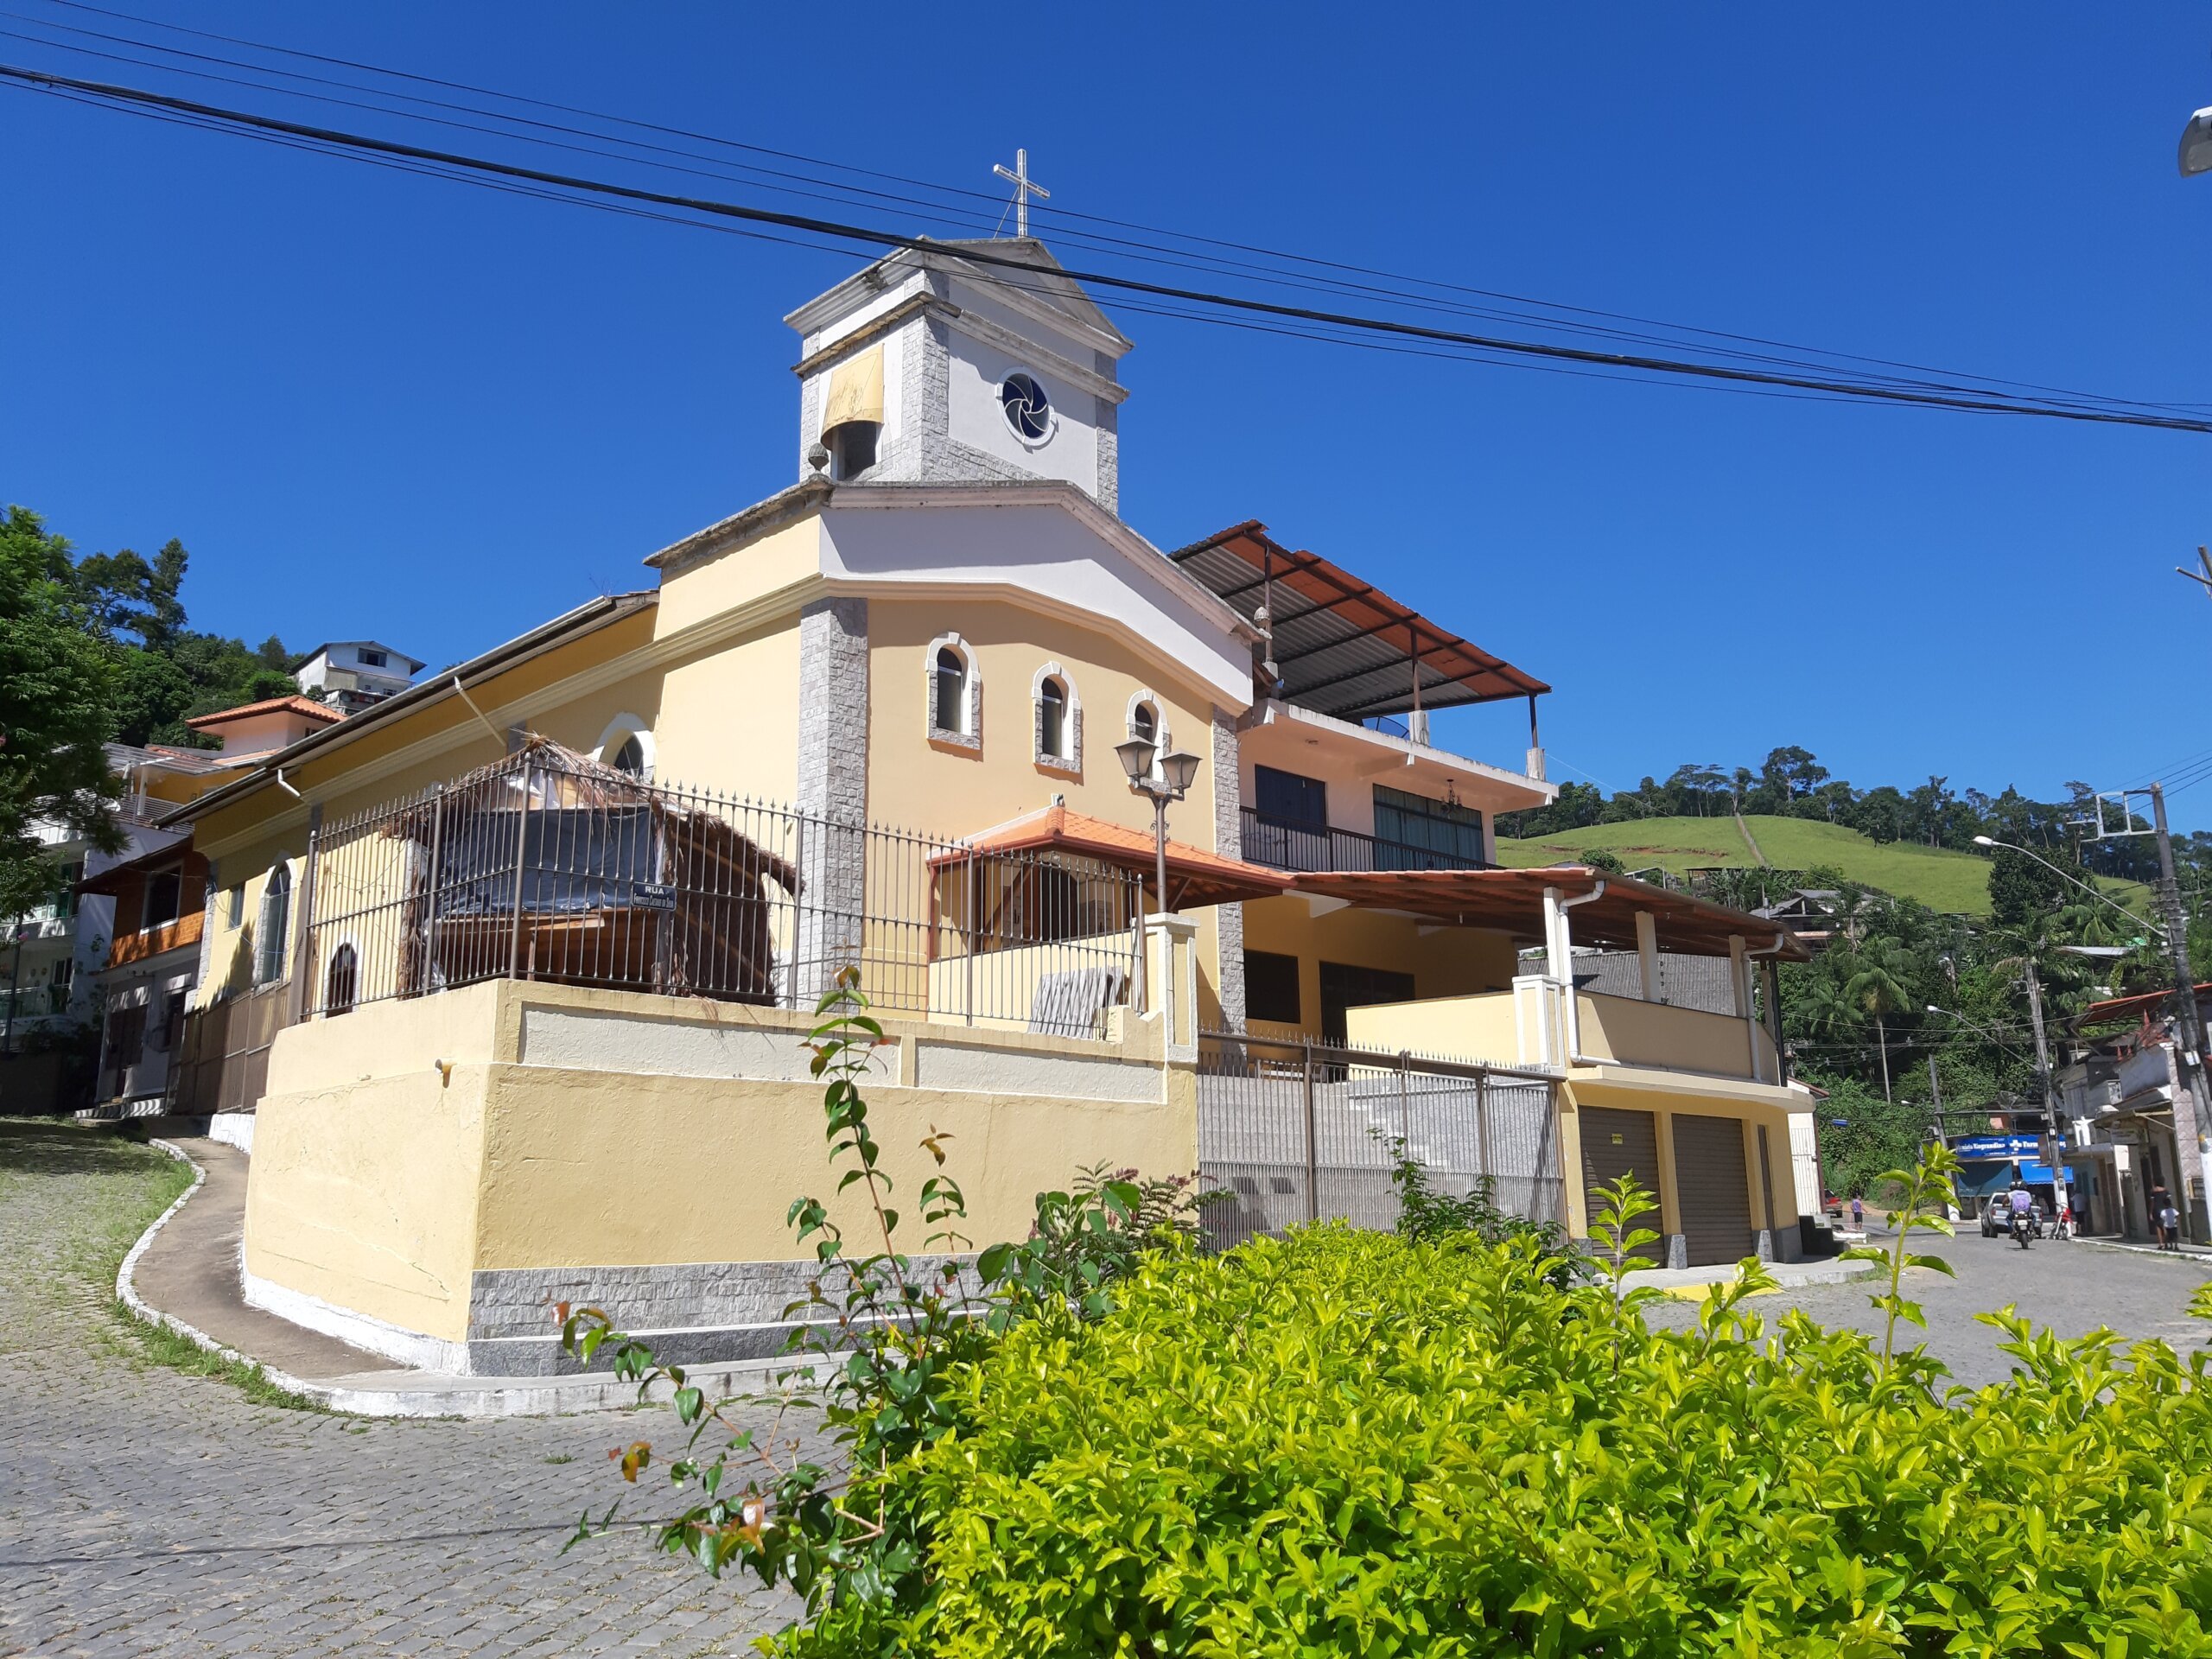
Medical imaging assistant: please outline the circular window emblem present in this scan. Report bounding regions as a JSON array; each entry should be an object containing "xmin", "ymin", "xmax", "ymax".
[{"xmin": 1000, "ymin": 372, "xmax": 1051, "ymax": 441}]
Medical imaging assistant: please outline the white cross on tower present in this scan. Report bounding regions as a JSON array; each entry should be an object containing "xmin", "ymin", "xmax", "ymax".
[{"xmin": 992, "ymin": 148, "xmax": 1050, "ymax": 238}]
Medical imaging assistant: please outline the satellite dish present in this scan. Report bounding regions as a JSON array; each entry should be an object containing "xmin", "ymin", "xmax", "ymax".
[{"xmin": 2182, "ymin": 106, "xmax": 2212, "ymax": 177}]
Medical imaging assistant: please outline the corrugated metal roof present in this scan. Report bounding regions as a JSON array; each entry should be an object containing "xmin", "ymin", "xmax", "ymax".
[{"xmin": 1166, "ymin": 521, "xmax": 1549, "ymax": 719}]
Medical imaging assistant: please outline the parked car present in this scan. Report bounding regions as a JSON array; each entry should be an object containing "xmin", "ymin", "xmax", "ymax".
[{"xmin": 1980, "ymin": 1197, "xmax": 2015, "ymax": 1238}]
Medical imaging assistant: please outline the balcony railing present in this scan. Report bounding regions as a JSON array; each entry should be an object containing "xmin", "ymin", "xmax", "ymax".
[{"xmin": 1239, "ymin": 807, "xmax": 1489, "ymax": 874}]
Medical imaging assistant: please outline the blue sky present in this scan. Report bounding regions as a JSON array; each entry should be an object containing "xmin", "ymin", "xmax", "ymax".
[{"xmin": 5, "ymin": 4, "xmax": 2210, "ymax": 823}]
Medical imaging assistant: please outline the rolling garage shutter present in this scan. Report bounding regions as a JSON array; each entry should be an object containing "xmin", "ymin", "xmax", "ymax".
[
  {"xmin": 1673, "ymin": 1113, "xmax": 1756, "ymax": 1267},
  {"xmin": 1581, "ymin": 1106, "xmax": 1662, "ymax": 1260}
]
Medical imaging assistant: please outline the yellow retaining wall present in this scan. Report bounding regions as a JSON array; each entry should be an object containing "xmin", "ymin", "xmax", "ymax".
[{"xmin": 242, "ymin": 981, "xmax": 1194, "ymax": 1345}]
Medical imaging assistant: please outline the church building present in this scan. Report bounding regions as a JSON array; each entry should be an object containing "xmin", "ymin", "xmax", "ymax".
[{"xmin": 164, "ymin": 237, "xmax": 1814, "ymax": 1379}]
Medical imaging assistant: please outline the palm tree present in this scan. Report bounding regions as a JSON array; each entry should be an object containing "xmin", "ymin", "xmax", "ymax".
[{"xmin": 1843, "ymin": 941, "xmax": 1913, "ymax": 1102}]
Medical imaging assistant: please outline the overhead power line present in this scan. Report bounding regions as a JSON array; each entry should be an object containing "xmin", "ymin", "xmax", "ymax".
[
  {"xmin": 4, "ymin": 58, "xmax": 2209, "ymax": 434},
  {"xmin": 29, "ymin": 0, "xmax": 2211, "ymax": 421}
]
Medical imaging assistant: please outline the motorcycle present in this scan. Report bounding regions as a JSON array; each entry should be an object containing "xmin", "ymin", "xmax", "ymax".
[{"xmin": 2009, "ymin": 1206, "xmax": 2039, "ymax": 1249}]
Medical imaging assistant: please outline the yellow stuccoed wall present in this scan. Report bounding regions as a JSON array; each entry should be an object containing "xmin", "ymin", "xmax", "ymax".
[
  {"xmin": 1241, "ymin": 894, "xmax": 1518, "ymax": 1041},
  {"xmin": 866, "ymin": 595, "xmax": 1236, "ymax": 1026},
  {"xmin": 242, "ymin": 982, "xmax": 1198, "ymax": 1344}
]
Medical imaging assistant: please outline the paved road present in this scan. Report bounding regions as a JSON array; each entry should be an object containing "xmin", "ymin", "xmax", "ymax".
[
  {"xmin": 1643, "ymin": 1221, "xmax": 2212, "ymax": 1388},
  {"xmin": 0, "ymin": 1123, "xmax": 797, "ymax": 1657}
]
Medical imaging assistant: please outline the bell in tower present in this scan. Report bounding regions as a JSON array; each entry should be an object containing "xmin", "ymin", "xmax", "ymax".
[{"xmin": 785, "ymin": 236, "xmax": 1133, "ymax": 514}]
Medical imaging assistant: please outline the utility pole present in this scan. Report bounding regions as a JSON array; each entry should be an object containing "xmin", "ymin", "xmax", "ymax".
[
  {"xmin": 2150, "ymin": 782, "xmax": 2212, "ymax": 1243},
  {"xmin": 2020, "ymin": 959, "xmax": 2069, "ymax": 1221}
]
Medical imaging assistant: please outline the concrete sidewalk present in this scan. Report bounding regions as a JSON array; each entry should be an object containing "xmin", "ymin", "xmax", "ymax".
[
  {"xmin": 124, "ymin": 1137, "xmax": 809, "ymax": 1418},
  {"xmin": 1628, "ymin": 1255, "xmax": 1878, "ymax": 1300}
]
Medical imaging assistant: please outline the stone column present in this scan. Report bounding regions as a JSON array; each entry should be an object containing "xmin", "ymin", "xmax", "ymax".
[
  {"xmin": 1209, "ymin": 707, "xmax": 1244, "ymax": 1032},
  {"xmin": 794, "ymin": 596, "xmax": 869, "ymax": 1007}
]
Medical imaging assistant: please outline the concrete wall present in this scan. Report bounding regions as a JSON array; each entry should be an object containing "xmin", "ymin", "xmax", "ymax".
[{"xmin": 241, "ymin": 979, "xmax": 1196, "ymax": 1370}]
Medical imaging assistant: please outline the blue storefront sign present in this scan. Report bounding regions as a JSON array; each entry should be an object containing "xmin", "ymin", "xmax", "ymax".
[{"xmin": 1948, "ymin": 1134, "xmax": 2043, "ymax": 1161}]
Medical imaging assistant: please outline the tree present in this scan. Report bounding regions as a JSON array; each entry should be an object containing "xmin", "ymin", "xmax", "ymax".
[
  {"xmin": 0, "ymin": 507, "xmax": 122, "ymax": 914},
  {"xmin": 68, "ymin": 533, "xmax": 296, "ymax": 747},
  {"xmin": 1843, "ymin": 938, "xmax": 1915, "ymax": 1102}
]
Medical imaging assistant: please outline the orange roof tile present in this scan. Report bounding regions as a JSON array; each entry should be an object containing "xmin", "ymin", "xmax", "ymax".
[
  {"xmin": 934, "ymin": 803, "xmax": 1290, "ymax": 908},
  {"xmin": 186, "ymin": 695, "xmax": 345, "ymax": 730}
]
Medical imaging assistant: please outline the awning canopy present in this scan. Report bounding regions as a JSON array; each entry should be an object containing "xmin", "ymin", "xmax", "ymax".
[
  {"xmin": 1289, "ymin": 865, "xmax": 1813, "ymax": 961},
  {"xmin": 1166, "ymin": 521, "xmax": 1549, "ymax": 719},
  {"xmin": 936, "ymin": 804, "xmax": 1291, "ymax": 910},
  {"xmin": 2074, "ymin": 982, "xmax": 2212, "ymax": 1030}
]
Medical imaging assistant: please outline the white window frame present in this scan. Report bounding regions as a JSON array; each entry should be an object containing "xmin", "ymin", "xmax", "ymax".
[
  {"xmin": 254, "ymin": 862, "xmax": 293, "ymax": 988},
  {"xmin": 925, "ymin": 632, "xmax": 982, "ymax": 752},
  {"xmin": 1125, "ymin": 688, "xmax": 1169, "ymax": 780},
  {"xmin": 1032, "ymin": 662, "xmax": 1082, "ymax": 776},
  {"xmin": 592, "ymin": 715, "xmax": 657, "ymax": 781}
]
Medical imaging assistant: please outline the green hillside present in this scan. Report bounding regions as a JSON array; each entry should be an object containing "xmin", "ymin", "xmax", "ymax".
[{"xmin": 1494, "ymin": 815, "xmax": 2001, "ymax": 914}]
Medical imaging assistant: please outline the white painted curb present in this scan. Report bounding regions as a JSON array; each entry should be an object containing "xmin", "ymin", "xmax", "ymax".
[
  {"xmin": 115, "ymin": 1137, "xmax": 326, "ymax": 1404},
  {"xmin": 112, "ymin": 1137, "xmax": 821, "ymax": 1419}
]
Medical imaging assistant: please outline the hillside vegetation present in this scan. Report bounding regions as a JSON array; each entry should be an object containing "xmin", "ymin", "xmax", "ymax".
[{"xmin": 1496, "ymin": 815, "xmax": 2000, "ymax": 915}]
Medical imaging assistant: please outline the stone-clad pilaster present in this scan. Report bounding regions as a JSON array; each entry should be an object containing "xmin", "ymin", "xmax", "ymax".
[
  {"xmin": 795, "ymin": 596, "xmax": 869, "ymax": 1004},
  {"xmin": 1211, "ymin": 707, "xmax": 1244, "ymax": 1031}
]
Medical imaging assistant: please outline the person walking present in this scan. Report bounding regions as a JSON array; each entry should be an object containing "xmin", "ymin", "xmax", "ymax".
[
  {"xmin": 2158, "ymin": 1189, "xmax": 2183, "ymax": 1253},
  {"xmin": 1849, "ymin": 1193, "xmax": 1865, "ymax": 1234}
]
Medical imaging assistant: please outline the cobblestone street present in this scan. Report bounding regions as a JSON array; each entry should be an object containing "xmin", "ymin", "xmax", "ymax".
[
  {"xmin": 0, "ymin": 1123, "xmax": 796, "ymax": 1657},
  {"xmin": 1643, "ymin": 1218, "xmax": 2212, "ymax": 1388},
  {"xmin": 8, "ymin": 1123, "xmax": 2212, "ymax": 1656}
]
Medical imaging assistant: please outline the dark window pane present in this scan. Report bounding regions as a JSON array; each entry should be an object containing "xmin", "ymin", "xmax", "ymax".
[
  {"xmin": 1255, "ymin": 766, "xmax": 1328, "ymax": 828},
  {"xmin": 1244, "ymin": 950, "xmax": 1301, "ymax": 1025},
  {"xmin": 1318, "ymin": 959, "xmax": 1417, "ymax": 1046},
  {"xmin": 1372, "ymin": 784, "xmax": 1484, "ymax": 869},
  {"xmin": 934, "ymin": 650, "xmax": 965, "ymax": 733},
  {"xmin": 1131, "ymin": 702, "xmax": 1156, "ymax": 743},
  {"xmin": 1039, "ymin": 679, "xmax": 1066, "ymax": 758}
]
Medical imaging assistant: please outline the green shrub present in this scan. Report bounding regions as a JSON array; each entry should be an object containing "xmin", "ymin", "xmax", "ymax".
[
  {"xmin": 779, "ymin": 1226, "xmax": 2212, "ymax": 1657},
  {"xmin": 1383, "ymin": 1135, "xmax": 1578, "ymax": 1290}
]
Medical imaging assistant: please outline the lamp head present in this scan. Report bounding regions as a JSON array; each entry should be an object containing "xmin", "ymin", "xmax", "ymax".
[
  {"xmin": 1973, "ymin": 836, "xmax": 1997, "ymax": 849},
  {"xmin": 1115, "ymin": 737, "xmax": 1156, "ymax": 784},
  {"xmin": 1160, "ymin": 748, "xmax": 1202, "ymax": 794}
]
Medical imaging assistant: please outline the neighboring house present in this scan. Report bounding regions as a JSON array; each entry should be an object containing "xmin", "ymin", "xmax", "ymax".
[
  {"xmin": 293, "ymin": 642, "xmax": 423, "ymax": 713},
  {"xmin": 155, "ymin": 238, "xmax": 1815, "ymax": 1376},
  {"xmin": 78, "ymin": 842, "xmax": 211, "ymax": 1116},
  {"xmin": 2058, "ymin": 982, "xmax": 2212, "ymax": 1243},
  {"xmin": 184, "ymin": 695, "xmax": 345, "ymax": 762},
  {"xmin": 0, "ymin": 743, "xmax": 226, "ymax": 1111}
]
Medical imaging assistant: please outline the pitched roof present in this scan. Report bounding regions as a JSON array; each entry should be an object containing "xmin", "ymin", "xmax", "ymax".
[
  {"xmin": 162, "ymin": 593, "xmax": 659, "ymax": 827},
  {"xmin": 1289, "ymin": 866, "xmax": 1812, "ymax": 961},
  {"xmin": 185, "ymin": 695, "xmax": 346, "ymax": 730},
  {"xmin": 935, "ymin": 803, "xmax": 1291, "ymax": 909},
  {"xmin": 1166, "ymin": 521, "xmax": 1550, "ymax": 719}
]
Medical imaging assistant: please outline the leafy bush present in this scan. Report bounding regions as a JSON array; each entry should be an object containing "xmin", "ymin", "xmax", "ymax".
[
  {"xmin": 558, "ymin": 974, "xmax": 1185, "ymax": 1613},
  {"xmin": 1384, "ymin": 1135, "xmax": 1577, "ymax": 1289},
  {"xmin": 776, "ymin": 1226, "xmax": 2212, "ymax": 1657}
]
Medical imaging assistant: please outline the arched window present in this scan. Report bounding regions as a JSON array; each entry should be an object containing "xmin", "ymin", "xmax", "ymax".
[
  {"xmin": 593, "ymin": 717, "xmax": 655, "ymax": 780},
  {"xmin": 1039, "ymin": 677, "xmax": 1067, "ymax": 759},
  {"xmin": 324, "ymin": 943, "xmax": 358, "ymax": 1016},
  {"xmin": 933, "ymin": 646, "xmax": 969, "ymax": 735},
  {"xmin": 1131, "ymin": 702, "xmax": 1158, "ymax": 745},
  {"xmin": 255, "ymin": 864, "xmax": 291, "ymax": 986}
]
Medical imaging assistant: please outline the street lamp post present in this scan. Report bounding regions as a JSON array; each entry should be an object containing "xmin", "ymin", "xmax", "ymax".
[{"xmin": 1116, "ymin": 736, "xmax": 1202, "ymax": 1016}]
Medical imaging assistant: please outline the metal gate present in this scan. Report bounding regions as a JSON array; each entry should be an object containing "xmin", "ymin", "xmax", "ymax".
[
  {"xmin": 1672, "ymin": 1112, "xmax": 1755, "ymax": 1266},
  {"xmin": 1196, "ymin": 1032, "xmax": 1564, "ymax": 1250},
  {"xmin": 1580, "ymin": 1106, "xmax": 1662, "ymax": 1261}
]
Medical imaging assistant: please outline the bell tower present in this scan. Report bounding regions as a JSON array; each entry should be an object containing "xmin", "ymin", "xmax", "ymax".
[{"xmin": 785, "ymin": 238, "xmax": 1133, "ymax": 513}]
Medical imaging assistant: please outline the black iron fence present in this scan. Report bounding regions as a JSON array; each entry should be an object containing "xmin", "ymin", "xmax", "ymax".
[
  {"xmin": 1238, "ymin": 807, "xmax": 1490, "ymax": 874},
  {"xmin": 1197, "ymin": 1030, "xmax": 1565, "ymax": 1248},
  {"xmin": 302, "ymin": 755, "xmax": 1143, "ymax": 1035}
]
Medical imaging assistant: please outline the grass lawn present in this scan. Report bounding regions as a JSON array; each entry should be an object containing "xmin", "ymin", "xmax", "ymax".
[{"xmin": 1493, "ymin": 815, "xmax": 2147, "ymax": 918}]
